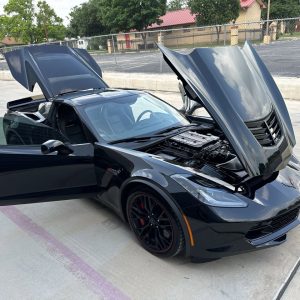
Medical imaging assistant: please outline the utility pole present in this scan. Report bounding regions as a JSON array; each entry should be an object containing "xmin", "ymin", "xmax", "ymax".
[{"xmin": 266, "ymin": 0, "xmax": 271, "ymax": 36}]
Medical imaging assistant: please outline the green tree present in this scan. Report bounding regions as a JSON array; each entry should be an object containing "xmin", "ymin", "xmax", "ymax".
[
  {"xmin": 36, "ymin": 1, "xmax": 66, "ymax": 42},
  {"xmin": 262, "ymin": 0, "xmax": 300, "ymax": 19},
  {"xmin": 188, "ymin": 0, "xmax": 240, "ymax": 43},
  {"xmin": 0, "ymin": 15, "xmax": 12, "ymax": 41},
  {"xmin": 68, "ymin": 0, "xmax": 107, "ymax": 37},
  {"xmin": 100, "ymin": 0, "xmax": 167, "ymax": 48},
  {"xmin": 0, "ymin": 0, "xmax": 65, "ymax": 44},
  {"xmin": 4, "ymin": 0, "xmax": 36, "ymax": 43},
  {"xmin": 167, "ymin": 0, "xmax": 187, "ymax": 11}
]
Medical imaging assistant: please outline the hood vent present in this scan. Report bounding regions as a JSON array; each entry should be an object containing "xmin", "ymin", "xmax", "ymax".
[{"xmin": 246, "ymin": 109, "xmax": 282, "ymax": 147}]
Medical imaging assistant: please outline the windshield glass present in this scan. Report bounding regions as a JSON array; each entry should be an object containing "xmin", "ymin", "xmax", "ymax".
[{"xmin": 84, "ymin": 93, "xmax": 190, "ymax": 142}]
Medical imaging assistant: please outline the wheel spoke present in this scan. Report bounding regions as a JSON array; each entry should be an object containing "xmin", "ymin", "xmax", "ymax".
[
  {"xmin": 158, "ymin": 223, "xmax": 172, "ymax": 229},
  {"xmin": 137, "ymin": 224, "xmax": 151, "ymax": 239},
  {"xmin": 139, "ymin": 225, "xmax": 151, "ymax": 241},
  {"xmin": 155, "ymin": 229, "xmax": 168, "ymax": 250},
  {"xmin": 132, "ymin": 204, "xmax": 143, "ymax": 213},
  {"xmin": 144, "ymin": 195, "xmax": 153, "ymax": 212},
  {"xmin": 131, "ymin": 206, "xmax": 146, "ymax": 218}
]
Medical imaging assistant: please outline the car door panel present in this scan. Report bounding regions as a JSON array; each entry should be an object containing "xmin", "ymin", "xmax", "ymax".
[{"xmin": 0, "ymin": 143, "xmax": 99, "ymax": 205}]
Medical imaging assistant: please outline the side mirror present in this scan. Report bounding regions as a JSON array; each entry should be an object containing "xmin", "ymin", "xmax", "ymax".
[{"xmin": 41, "ymin": 140, "xmax": 73, "ymax": 155}]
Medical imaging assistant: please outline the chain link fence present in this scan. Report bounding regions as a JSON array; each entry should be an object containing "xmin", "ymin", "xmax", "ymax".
[
  {"xmin": 0, "ymin": 17, "xmax": 299, "ymax": 73},
  {"xmin": 64, "ymin": 17, "xmax": 299, "ymax": 52}
]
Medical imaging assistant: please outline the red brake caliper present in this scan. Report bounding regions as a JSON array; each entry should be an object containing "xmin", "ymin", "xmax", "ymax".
[{"xmin": 139, "ymin": 202, "xmax": 145, "ymax": 226}]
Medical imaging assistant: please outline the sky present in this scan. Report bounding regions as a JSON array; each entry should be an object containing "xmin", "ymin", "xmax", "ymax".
[{"xmin": 0, "ymin": 0, "xmax": 87, "ymax": 24}]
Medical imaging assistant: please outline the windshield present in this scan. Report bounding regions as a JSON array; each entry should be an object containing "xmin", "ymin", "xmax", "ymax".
[{"xmin": 84, "ymin": 93, "xmax": 190, "ymax": 142}]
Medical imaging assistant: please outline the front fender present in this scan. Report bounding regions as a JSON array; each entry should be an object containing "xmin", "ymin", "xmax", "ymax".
[{"xmin": 120, "ymin": 172, "xmax": 192, "ymax": 257}]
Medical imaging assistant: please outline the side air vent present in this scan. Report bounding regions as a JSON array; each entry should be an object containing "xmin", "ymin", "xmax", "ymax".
[{"xmin": 245, "ymin": 109, "xmax": 282, "ymax": 147}]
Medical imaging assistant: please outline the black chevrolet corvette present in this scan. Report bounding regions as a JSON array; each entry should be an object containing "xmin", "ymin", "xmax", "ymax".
[{"xmin": 1, "ymin": 43, "xmax": 300, "ymax": 262}]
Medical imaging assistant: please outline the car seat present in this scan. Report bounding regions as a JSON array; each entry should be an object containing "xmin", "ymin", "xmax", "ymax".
[
  {"xmin": 101, "ymin": 103, "xmax": 134, "ymax": 135},
  {"xmin": 58, "ymin": 105, "xmax": 87, "ymax": 144}
]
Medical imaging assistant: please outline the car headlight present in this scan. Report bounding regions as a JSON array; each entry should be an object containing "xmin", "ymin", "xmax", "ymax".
[{"xmin": 171, "ymin": 174, "xmax": 248, "ymax": 208}]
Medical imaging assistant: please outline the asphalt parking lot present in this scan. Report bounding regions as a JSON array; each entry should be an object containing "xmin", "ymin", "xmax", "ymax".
[
  {"xmin": 97, "ymin": 39, "xmax": 300, "ymax": 76},
  {"xmin": 1, "ymin": 39, "xmax": 300, "ymax": 77},
  {"xmin": 0, "ymin": 80, "xmax": 299, "ymax": 299}
]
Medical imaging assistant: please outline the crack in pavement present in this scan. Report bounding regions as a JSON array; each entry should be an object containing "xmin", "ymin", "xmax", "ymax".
[{"xmin": 273, "ymin": 257, "xmax": 300, "ymax": 300}]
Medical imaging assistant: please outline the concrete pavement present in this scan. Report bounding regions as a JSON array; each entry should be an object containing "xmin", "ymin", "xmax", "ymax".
[
  {"xmin": 282, "ymin": 266, "xmax": 300, "ymax": 300},
  {"xmin": 0, "ymin": 81, "xmax": 299, "ymax": 299},
  {"xmin": 1, "ymin": 70, "xmax": 300, "ymax": 101},
  {"xmin": 102, "ymin": 72, "xmax": 300, "ymax": 101}
]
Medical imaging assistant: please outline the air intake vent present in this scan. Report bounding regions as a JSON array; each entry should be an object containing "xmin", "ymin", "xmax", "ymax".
[
  {"xmin": 246, "ymin": 109, "xmax": 281, "ymax": 147},
  {"xmin": 246, "ymin": 208, "xmax": 299, "ymax": 240}
]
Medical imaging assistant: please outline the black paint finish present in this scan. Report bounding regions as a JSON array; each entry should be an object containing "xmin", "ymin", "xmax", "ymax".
[
  {"xmin": 158, "ymin": 42, "xmax": 295, "ymax": 179},
  {"xmin": 1, "ymin": 44, "xmax": 300, "ymax": 261}
]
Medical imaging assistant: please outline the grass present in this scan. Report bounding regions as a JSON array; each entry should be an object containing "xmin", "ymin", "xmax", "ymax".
[{"xmin": 278, "ymin": 32, "xmax": 300, "ymax": 40}]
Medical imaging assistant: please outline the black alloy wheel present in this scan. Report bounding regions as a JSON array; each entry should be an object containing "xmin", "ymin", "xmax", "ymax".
[{"xmin": 127, "ymin": 188, "xmax": 184, "ymax": 257}]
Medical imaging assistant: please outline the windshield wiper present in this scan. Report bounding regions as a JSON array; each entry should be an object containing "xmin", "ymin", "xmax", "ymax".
[
  {"xmin": 110, "ymin": 124, "xmax": 198, "ymax": 145},
  {"xmin": 157, "ymin": 124, "xmax": 197, "ymax": 134},
  {"xmin": 110, "ymin": 134, "xmax": 166, "ymax": 144}
]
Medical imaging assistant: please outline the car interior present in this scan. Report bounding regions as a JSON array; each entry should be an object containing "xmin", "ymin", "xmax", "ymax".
[
  {"xmin": 57, "ymin": 104, "xmax": 87, "ymax": 144},
  {"xmin": 101, "ymin": 102, "xmax": 135, "ymax": 135}
]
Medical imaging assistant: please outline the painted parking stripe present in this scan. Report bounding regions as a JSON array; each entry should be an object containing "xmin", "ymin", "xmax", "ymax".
[{"xmin": 0, "ymin": 206, "xmax": 129, "ymax": 300}]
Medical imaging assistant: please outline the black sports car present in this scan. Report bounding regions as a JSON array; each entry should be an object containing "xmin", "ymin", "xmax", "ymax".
[{"xmin": 1, "ymin": 43, "xmax": 300, "ymax": 262}]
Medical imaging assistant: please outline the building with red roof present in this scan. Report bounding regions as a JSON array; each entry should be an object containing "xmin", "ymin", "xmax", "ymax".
[
  {"xmin": 0, "ymin": 36, "xmax": 23, "ymax": 48},
  {"xmin": 148, "ymin": 8, "xmax": 196, "ymax": 30},
  {"xmin": 147, "ymin": 1, "xmax": 266, "ymax": 30},
  {"xmin": 240, "ymin": 0, "xmax": 266, "ymax": 9},
  {"xmin": 116, "ymin": 1, "xmax": 266, "ymax": 51}
]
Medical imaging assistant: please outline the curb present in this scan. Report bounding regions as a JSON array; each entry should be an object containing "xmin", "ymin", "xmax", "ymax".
[{"xmin": 1, "ymin": 70, "xmax": 300, "ymax": 100}]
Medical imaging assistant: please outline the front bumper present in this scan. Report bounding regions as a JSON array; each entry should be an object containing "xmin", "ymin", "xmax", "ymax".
[
  {"xmin": 177, "ymin": 167, "xmax": 300, "ymax": 260},
  {"xmin": 186, "ymin": 210, "xmax": 300, "ymax": 261}
]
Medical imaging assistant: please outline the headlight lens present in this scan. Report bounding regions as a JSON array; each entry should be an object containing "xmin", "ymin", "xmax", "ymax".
[{"xmin": 171, "ymin": 174, "xmax": 248, "ymax": 208}]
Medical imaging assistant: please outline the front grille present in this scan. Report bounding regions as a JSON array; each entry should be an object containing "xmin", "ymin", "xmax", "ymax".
[
  {"xmin": 246, "ymin": 208, "xmax": 300, "ymax": 240},
  {"xmin": 246, "ymin": 109, "xmax": 281, "ymax": 147},
  {"xmin": 270, "ymin": 208, "xmax": 299, "ymax": 232}
]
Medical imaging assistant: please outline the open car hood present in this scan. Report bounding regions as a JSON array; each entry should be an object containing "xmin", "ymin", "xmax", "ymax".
[
  {"xmin": 159, "ymin": 42, "xmax": 296, "ymax": 179},
  {"xmin": 4, "ymin": 45, "xmax": 107, "ymax": 100}
]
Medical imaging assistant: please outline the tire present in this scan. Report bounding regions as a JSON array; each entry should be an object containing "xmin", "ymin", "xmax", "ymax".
[{"xmin": 126, "ymin": 187, "xmax": 184, "ymax": 258}]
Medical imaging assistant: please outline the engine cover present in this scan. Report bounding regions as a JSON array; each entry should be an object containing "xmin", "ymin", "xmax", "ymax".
[{"xmin": 170, "ymin": 131, "xmax": 219, "ymax": 148}]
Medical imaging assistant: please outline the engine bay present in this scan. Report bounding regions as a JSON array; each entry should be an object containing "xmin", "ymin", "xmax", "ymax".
[{"xmin": 146, "ymin": 127, "xmax": 248, "ymax": 185}]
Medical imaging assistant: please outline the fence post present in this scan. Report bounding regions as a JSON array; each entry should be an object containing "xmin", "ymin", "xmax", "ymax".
[
  {"xmin": 158, "ymin": 30, "xmax": 164, "ymax": 46},
  {"xmin": 193, "ymin": 29, "xmax": 195, "ymax": 48},
  {"xmin": 159, "ymin": 31, "xmax": 163, "ymax": 73},
  {"xmin": 111, "ymin": 34, "xmax": 117, "ymax": 65},
  {"xmin": 224, "ymin": 25, "xmax": 227, "ymax": 46},
  {"xmin": 231, "ymin": 25, "xmax": 239, "ymax": 45}
]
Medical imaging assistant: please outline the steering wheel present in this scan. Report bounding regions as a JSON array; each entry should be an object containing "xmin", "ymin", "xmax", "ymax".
[{"xmin": 136, "ymin": 110, "xmax": 153, "ymax": 123}]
